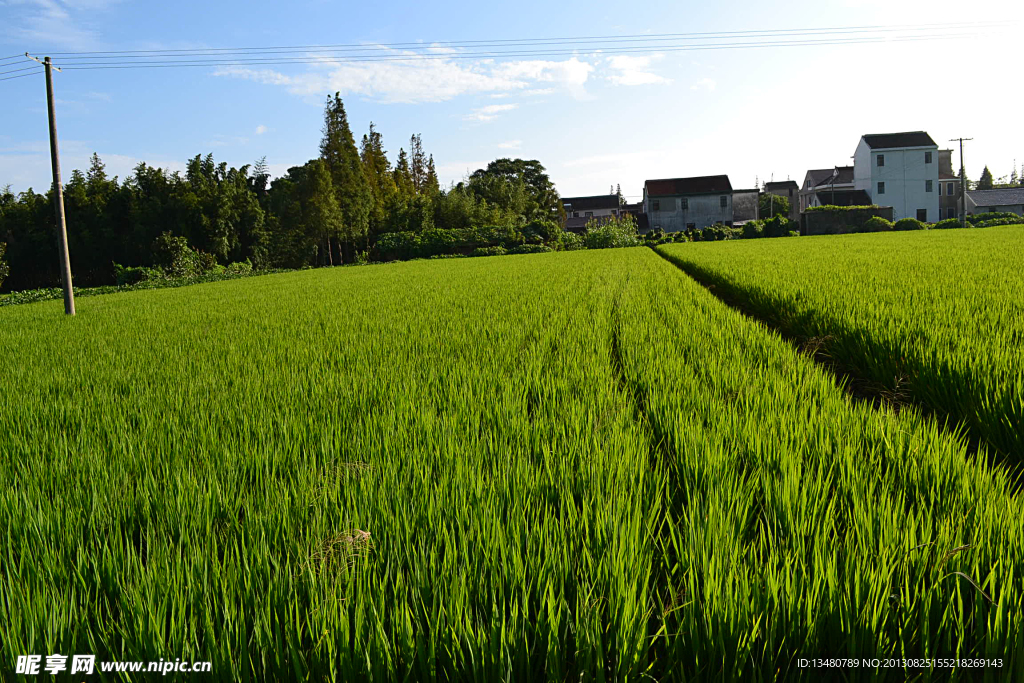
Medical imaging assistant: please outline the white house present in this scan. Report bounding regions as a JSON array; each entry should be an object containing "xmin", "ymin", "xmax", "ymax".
[{"xmin": 853, "ymin": 132, "xmax": 940, "ymax": 222}]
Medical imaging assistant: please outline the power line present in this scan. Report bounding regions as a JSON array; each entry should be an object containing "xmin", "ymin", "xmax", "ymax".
[
  {"xmin": 51, "ymin": 33, "xmax": 980, "ymax": 72},
  {"xmin": 38, "ymin": 20, "xmax": 1002, "ymax": 57},
  {"xmin": 0, "ymin": 64, "xmax": 41, "ymax": 76},
  {"xmin": 0, "ymin": 70, "xmax": 41, "ymax": 82}
]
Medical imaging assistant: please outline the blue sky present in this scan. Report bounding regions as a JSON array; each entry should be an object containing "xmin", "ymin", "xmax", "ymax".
[{"xmin": 1, "ymin": 0, "xmax": 1021, "ymax": 201}]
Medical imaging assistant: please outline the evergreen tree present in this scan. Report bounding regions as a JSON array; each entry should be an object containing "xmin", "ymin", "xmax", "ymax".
[
  {"xmin": 394, "ymin": 148, "xmax": 415, "ymax": 199},
  {"xmin": 320, "ymin": 93, "xmax": 371, "ymax": 260},
  {"xmin": 360, "ymin": 122, "xmax": 399, "ymax": 242},
  {"xmin": 410, "ymin": 134, "xmax": 427, "ymax": 194},
  {"xmin": 977, "ymin": 166, "xmax": 994, "ymax": 190},
  {"xmin": 424, "ymin": 155, "xmax": 440, "ymax": 196}
]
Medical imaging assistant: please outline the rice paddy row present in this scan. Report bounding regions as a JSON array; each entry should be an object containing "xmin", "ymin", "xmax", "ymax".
[
  {"xmin": 656, "ymin": 225, "xmax": 1024, "ymax": 463},
  {"xmin": 0, "ymin": 246, "xmax": 1020, "ymax": 680}
]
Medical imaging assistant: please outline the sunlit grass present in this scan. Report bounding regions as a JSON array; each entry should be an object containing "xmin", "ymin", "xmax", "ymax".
[{"xmin": 1, "ymin": 247, "xmax": 1020, "ymax": 681}]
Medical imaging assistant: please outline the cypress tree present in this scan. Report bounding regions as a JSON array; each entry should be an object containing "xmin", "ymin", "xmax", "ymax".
[
  {"xmin": 977, "ymin": 166, "xmax": 994, "ymax": 190},
  {"xmin": 320, "ymin": 93, "xmax": 371, "ymax": 260}
]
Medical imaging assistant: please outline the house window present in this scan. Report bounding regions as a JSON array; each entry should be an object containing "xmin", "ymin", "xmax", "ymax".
[
  {"xmin": 611, "ymin": 209, "xmax": 617, "ymax": 215},
  {"xmin": 917, "ymin": 209, "xmax": 927, "ymax": 222},
  {"xmin": 572, "ymin": 212, "xmax": 579, "ymax": 218},
  {"xmin": 926, "ymin": 180, "xmax": 933, "ymax": 192},
  {"xmin": 925, "ymin": 152, "xmax": 932, "ymax": 164},
  {"xmin": 652, "ymin": 200, "xmax": 660, "ymax": 211},
  {"xmin": 789, "ymin": 189, "xmax": 793, "ymax": 197},
  {"xmin": 877, "ymin": 182, "xmax": 885, "ymax": 195},
  {"xmin": 681, "ymin": 198, "xmax": 688, "ymax": 210},
  {"xmin": 877, "ymin": 155, "xmax": 885, "ymax": 167},
  {"xmin": 720, "ymin": 195, "xmax": 727, "ymax": 208},
  {"xmin": 584, "ymin": 211, "xmax": 593, "ymax": 217},
  {"xmin": 686, "ymin": 223, "xmax": 696, "ymax": 230},
  {"xmin": 948, "ymin": 183, "xmax": 955, "ymax": 196}
]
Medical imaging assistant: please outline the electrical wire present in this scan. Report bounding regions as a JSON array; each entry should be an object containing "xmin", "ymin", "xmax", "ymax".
[
  {"xmin": 0, "ymin": 70, "xmax": 41, "ymax": 82},
  {"xmin": 52, "ymin": 32, "xmax": 980, "ymax": 71},
  {"xmin": 0, "ymin": 64, "xmax": 41, "ymax": 76},
  {"xmin": 39, "ymin": 21, "xmax": 1000, "ymax": 57}
]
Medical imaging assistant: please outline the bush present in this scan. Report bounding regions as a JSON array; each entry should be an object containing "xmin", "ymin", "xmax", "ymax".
[
  {"xmin": 584, "ymin": 215, "xmax": 640, "ymax": 249},
  {"xmin": 469, "ymin": 246, "xmax": 507, "ymax": 257},
  {"xmin": 507, "ymin": 244, "xmax": 552, "ymax": 255},
  {"xmin": 894, "ymin": 218, "xmax": 927, "ymax": 231},
  {"xmin": 0, "ymin": 242, "xmax": 9, "ymax": 290},
  {"xmin": 787, "ymin": 230, "xmax": 800, "ymax": 237},
  {"xmin": 225, "ymin": 259, "xmax": 253, "ymax": 275},
  {"xmin": 762, "ymin": 215, "xmax": 799, "ymax": 238},
  {"xmin": 973, "ymin": 217, "xmax": 1023, "ymax": 228},
  {"xmin": 742, "ymin": 221, "xmax": 764, "ymax": 239},
  {"xmin": 153, "ymin": 232, "xmax": 201, "ymax": 278},
  {"xmin": 932, "ymin": 218, "xmax": 964, "ymax": 230},
  {"xmin": 559, "ymin": 231, "xmax": 585, "ymax": 251},
  {"xmin": 863, "ymin": 216, "xmax": 894, "ymax": 232},
  {"xmin": 966, "ymin": 211, "xmax": 1020, "ymax": 224},
  {"xmin": 113, "ymin": 263, "xmax": 163, "ymax": 286},
  {"xmin": 806, "ymin": 204, "xmax": 881, "ymax": 212}
]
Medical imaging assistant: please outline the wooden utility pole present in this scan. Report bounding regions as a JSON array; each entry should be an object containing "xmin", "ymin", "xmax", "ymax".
[
  {"xmin": 950, "ymin": 137, "xmax": 973, "ymax": 231},
  {"xmin": 28, "ymin": 53, "xmax": 75, "ymax": 315}
]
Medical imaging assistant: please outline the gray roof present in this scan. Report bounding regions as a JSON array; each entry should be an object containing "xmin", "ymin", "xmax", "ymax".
[
  {"xmin": 804, "ymin": 166, "xmax": 854, "ymax": 188},
  {"xmin": 561, "ymin": 195, "xmax": 621, "ymax": 211},
  {"xmin": 862, "ymin": 131, "xmax": 936, "ymax": 149},
  {"xmin": 764, "ymin": 180, "xmax": 798, "ymax": 191},
  {"xmin": 646, "ymin": 175, "xmax": 732, "ymax": 196},
  {"xmin": 967, "ymin": 188, "xmax": 1024, "ymax": 206}
]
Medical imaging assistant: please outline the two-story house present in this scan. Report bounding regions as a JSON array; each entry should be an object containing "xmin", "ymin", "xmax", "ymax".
[
  {"xmin": 642, "ymin": 175, "xmax": 733, "ymax": 232},
  {"xmin": 853, "ymin": 132, "xmax": 939, "ymax": 222},
  {"xmin": 561, "ymin": 195, "xmax": 622, "ymax": 232}
]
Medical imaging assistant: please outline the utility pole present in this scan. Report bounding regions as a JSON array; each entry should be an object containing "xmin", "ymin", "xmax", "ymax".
[
  {"xmin": 950, "ymin": 137, "xmax": 973, "ymax": 230},
  {"xmin": 27, "ymin": 53, "xmax": 75, "ymax": 315}
]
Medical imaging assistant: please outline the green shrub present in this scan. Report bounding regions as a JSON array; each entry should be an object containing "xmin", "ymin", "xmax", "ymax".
[
  {"xmin": 113, "ymin": 263, "xmax": 163, "ymax": 286},
  {"xmin": 933, "ymin": 218, "xmax": 964, "ymax": 230},
  {"xmin": 470, "ymin": 246, "xmax": 507, "ymax": 257},
  {"xmin": 805, "ymin": 204, "xmax": 881, "ymax": 212},
  {"xmin": 584, "ymin": 215, "xmax": 640, "ymax": 249},
  {"xmin": 508, "ymin": 244, "xmax": 552, "ymax": 255},
  {"xmin": 0, "ymin": 242, "xmax": 9, "ymax": 290},
  {"xmin": 559, "ymin": 231, "xmax": 585, "ymax": 251},
  {"xmin": 762, "ymin": 216, "xmax": 799, "ymax": 238},
  {"xmin": 153, "ymin": 232, "xmax": 201, "ymax": 278},
  {"xmin": 973, "ymin": 217, "xmax": 1022, "ymax": 228},
  {"xmin": 742, "ymin": 221, "xmax": 765, "ymax": 239},
  {"xmin": 787, "ymin": 230, "xmax": 800, "ymax": 237},
  {"xmin": 863, "ymin": 216, "xmax": 894, "ymax": 232},
  {"xmin": 225, "ymin": 259, "xmax": 254, "ymax": 275},
  {"xmin": 894, "ymin": 218, "xmax": 927, "ymax": 231},
  {"xmin": 966, "ymin": 211, "xmax": 1020, "ymax": 224}
]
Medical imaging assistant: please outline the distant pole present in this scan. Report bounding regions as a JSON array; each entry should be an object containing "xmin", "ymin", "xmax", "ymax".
[
  {"xmin": 950, "ymin": 137, "xmax": 972, "ymax": 230},
  {"xmin": 36, "ymin": 55, "xmax": 75, "ymax": 315}
]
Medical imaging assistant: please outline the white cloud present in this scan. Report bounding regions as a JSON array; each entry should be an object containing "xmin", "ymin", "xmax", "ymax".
[
  {"xmin": 215, "ymin": 50, "xmax": 596, "ymax": 104},
  {"xmin": 498, "ymin": 140, "xmax": 522, "ymax": 149},
  {"xmin": 465, "ymin": 104, "xmax": 517, "ymax": 122},
  {"xmin": 605, "ymin": 55, "xmax": 671, "ymax": 86},
  {"xmin": 255, "ymin": 125, "xmax": 268, "ymax": 135},
  {"xmin": 691, "ymin": 78, "xmax": 716, "ymax": 91},
  {"xmin": 8, "ymin": 0, "xmax": 119, "ymax": 51}
]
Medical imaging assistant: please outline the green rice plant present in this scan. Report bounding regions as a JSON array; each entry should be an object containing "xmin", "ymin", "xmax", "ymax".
[
  {"xmin": 1, "ymin": 247, "xmax": 1020, "ymax": 681},
  {"xmin": 655, "ymin": 225, "xmax": 1024, "ymax": 463}
]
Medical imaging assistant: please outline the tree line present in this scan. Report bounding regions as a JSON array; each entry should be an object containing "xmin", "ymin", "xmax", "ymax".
[{"xmin": 0, "ymin": 94, "xmax": 563, "ymax": 292}]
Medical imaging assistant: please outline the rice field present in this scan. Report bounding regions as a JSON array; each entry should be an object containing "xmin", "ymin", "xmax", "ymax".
[
  {"xmin": 656, "ymin": 225, "xmax": 1024, "ymax": 464},
  {"xmin": 1, "ymin": 246, "xmax": 1021, "ymax": 681}
]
